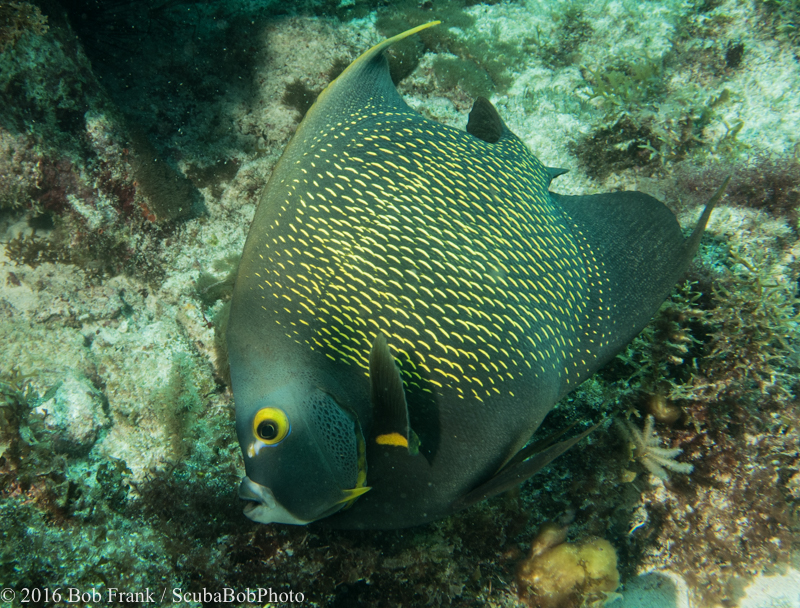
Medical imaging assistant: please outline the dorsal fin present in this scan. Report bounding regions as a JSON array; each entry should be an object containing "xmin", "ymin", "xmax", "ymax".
[
  {"xmin": 682, "ymin": 175, "xmax": 730, "ymax": 261},
  {"xmin": 548, "ymin": 177, "xmax": 729, "ymax": 397},
  {"xmin": 467, "ymin": 96, "xmax": 505, "ymax": 144},
  {"xmin": 264, "ymin": 22, "xmax": 439, "ymax": 193},
  {"xmin": 331, "ymin": 22, "xmax": 439, "ymax": 87},
  {"xmin": 546, "ymin": 166, "xmax": 569, "ymax": 182},
  {"xmin": 309, "ymin": 21, "xmax": 440, "ymax": 125}
]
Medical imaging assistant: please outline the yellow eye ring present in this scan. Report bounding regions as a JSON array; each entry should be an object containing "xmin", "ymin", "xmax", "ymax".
[{"xmin": 252, "ymin": 407, "xmax": 290, "ymax": 445}]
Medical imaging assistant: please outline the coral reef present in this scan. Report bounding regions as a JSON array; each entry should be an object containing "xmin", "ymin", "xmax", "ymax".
[
  {"xmin": 0, "ymin": 0, "xmax": 798, "ymax": 606},
  {"xmin": 0, "ymin": 4, "xmax": 198, "ymax": 283},
  {"xmin": 0, "ymin": 2, "xmax": 48, "ymax": 52}
]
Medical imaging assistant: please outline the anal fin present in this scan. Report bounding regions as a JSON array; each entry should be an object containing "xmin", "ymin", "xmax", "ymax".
[{"xmin": 451, "ymin": 422, "xmax": 602, "ymax": 512}]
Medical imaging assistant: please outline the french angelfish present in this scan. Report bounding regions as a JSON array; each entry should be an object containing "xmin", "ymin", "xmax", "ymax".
[{"xmin": 228, "ymin": 22, "xmax": 725, "ymax": 529}]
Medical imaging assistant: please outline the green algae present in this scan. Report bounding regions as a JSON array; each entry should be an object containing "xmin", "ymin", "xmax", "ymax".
[
  {"xmin": 539, "ymin": 1, "xmax": 594, "ymax": 68},
  {"xmin": 585, "ymin": 57, "xmax": 666, "ymax": 117},
  {"xmin": 282, "ymin": 79, "xmax": 319, "ymax": 119},
  {"xmin": 577, "ymin": 244, "xmax": 799, "ymax": 416},
  {"xmin": 761, "ymin": 0, "xmax": 800, "ymax": 46},
  {"xmin": 432, "ymin": 55, "xmax": 496, "ymax": 99}
]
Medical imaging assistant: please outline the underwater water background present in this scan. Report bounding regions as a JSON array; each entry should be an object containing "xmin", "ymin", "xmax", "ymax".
[{"xmin": 0, "ymin": 0, "xmax": 799, "ymax": 606}]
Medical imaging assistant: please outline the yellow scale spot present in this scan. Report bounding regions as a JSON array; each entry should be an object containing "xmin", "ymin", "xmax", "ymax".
[{"xmin": 255, "ymin": 110, "xmax": 602, "ymax": 401}]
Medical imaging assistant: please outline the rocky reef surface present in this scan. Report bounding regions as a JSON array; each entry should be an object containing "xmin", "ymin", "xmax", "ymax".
[{"xmin": 0, "ymin": 1, "xmax": 798, "ymax": 606}]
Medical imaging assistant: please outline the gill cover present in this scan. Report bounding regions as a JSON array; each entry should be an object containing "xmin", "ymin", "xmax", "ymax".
[{"xmin": 237, "ymin": 385, "xmax": 368, "ymax": 524}]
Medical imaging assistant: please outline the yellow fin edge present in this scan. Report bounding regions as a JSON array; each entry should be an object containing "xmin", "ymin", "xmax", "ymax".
[
  {"xmin": 316, "ymin": 21, "xmax": 440, "ymax": 106},
  {"xmin": 364, "ymin": 20, "xmax": 441, "ymax": 59},
  {"xmin": 337, "ymin": 485, "xmax": 372, "ymax": 505}
]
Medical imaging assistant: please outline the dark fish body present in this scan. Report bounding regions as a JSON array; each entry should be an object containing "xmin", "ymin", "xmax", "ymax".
[{"xmin": 228, "ymin": 23, "xmax": 721, "ymax": 529}]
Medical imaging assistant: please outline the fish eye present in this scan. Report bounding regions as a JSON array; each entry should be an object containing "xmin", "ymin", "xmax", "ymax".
[{"xmin": 253, "ymin": 407, "xmax": 290, "ymax": 445}]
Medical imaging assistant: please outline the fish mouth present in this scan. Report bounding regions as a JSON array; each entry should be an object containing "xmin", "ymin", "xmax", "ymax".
[{"xmin": 238, "ymin": 476, "xmax": 311, "ymax": 525}]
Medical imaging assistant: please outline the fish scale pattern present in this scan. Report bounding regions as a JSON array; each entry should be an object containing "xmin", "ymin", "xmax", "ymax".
[{"xmin": 248, "ymin": 105, "xmax": 613, "ymax": 403}]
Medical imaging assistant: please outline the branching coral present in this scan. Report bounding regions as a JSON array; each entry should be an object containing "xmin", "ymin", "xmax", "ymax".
[
  {"xmin": 683, "ymin": 250, "xmax": 800, "ymax": 405},
  {"xmin": 616, "ymin": 415, "xmax": 694, "ymax": 480}
]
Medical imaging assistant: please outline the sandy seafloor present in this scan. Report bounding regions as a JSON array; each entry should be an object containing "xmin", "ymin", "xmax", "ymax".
[{"xmin": 0, "ymin": 0, "xmax": 799, "ymax": 606}]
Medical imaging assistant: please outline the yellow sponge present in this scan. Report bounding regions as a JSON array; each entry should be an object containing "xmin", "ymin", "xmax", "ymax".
[{"xmin": 517, "ymin": 523, "xmax": 620, "ymax": 608}]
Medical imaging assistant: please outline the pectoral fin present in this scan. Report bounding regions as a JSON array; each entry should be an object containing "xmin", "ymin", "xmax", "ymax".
[{"xmin": 369, "ymin": 332, "xmax": 419, "ymax": 454}]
